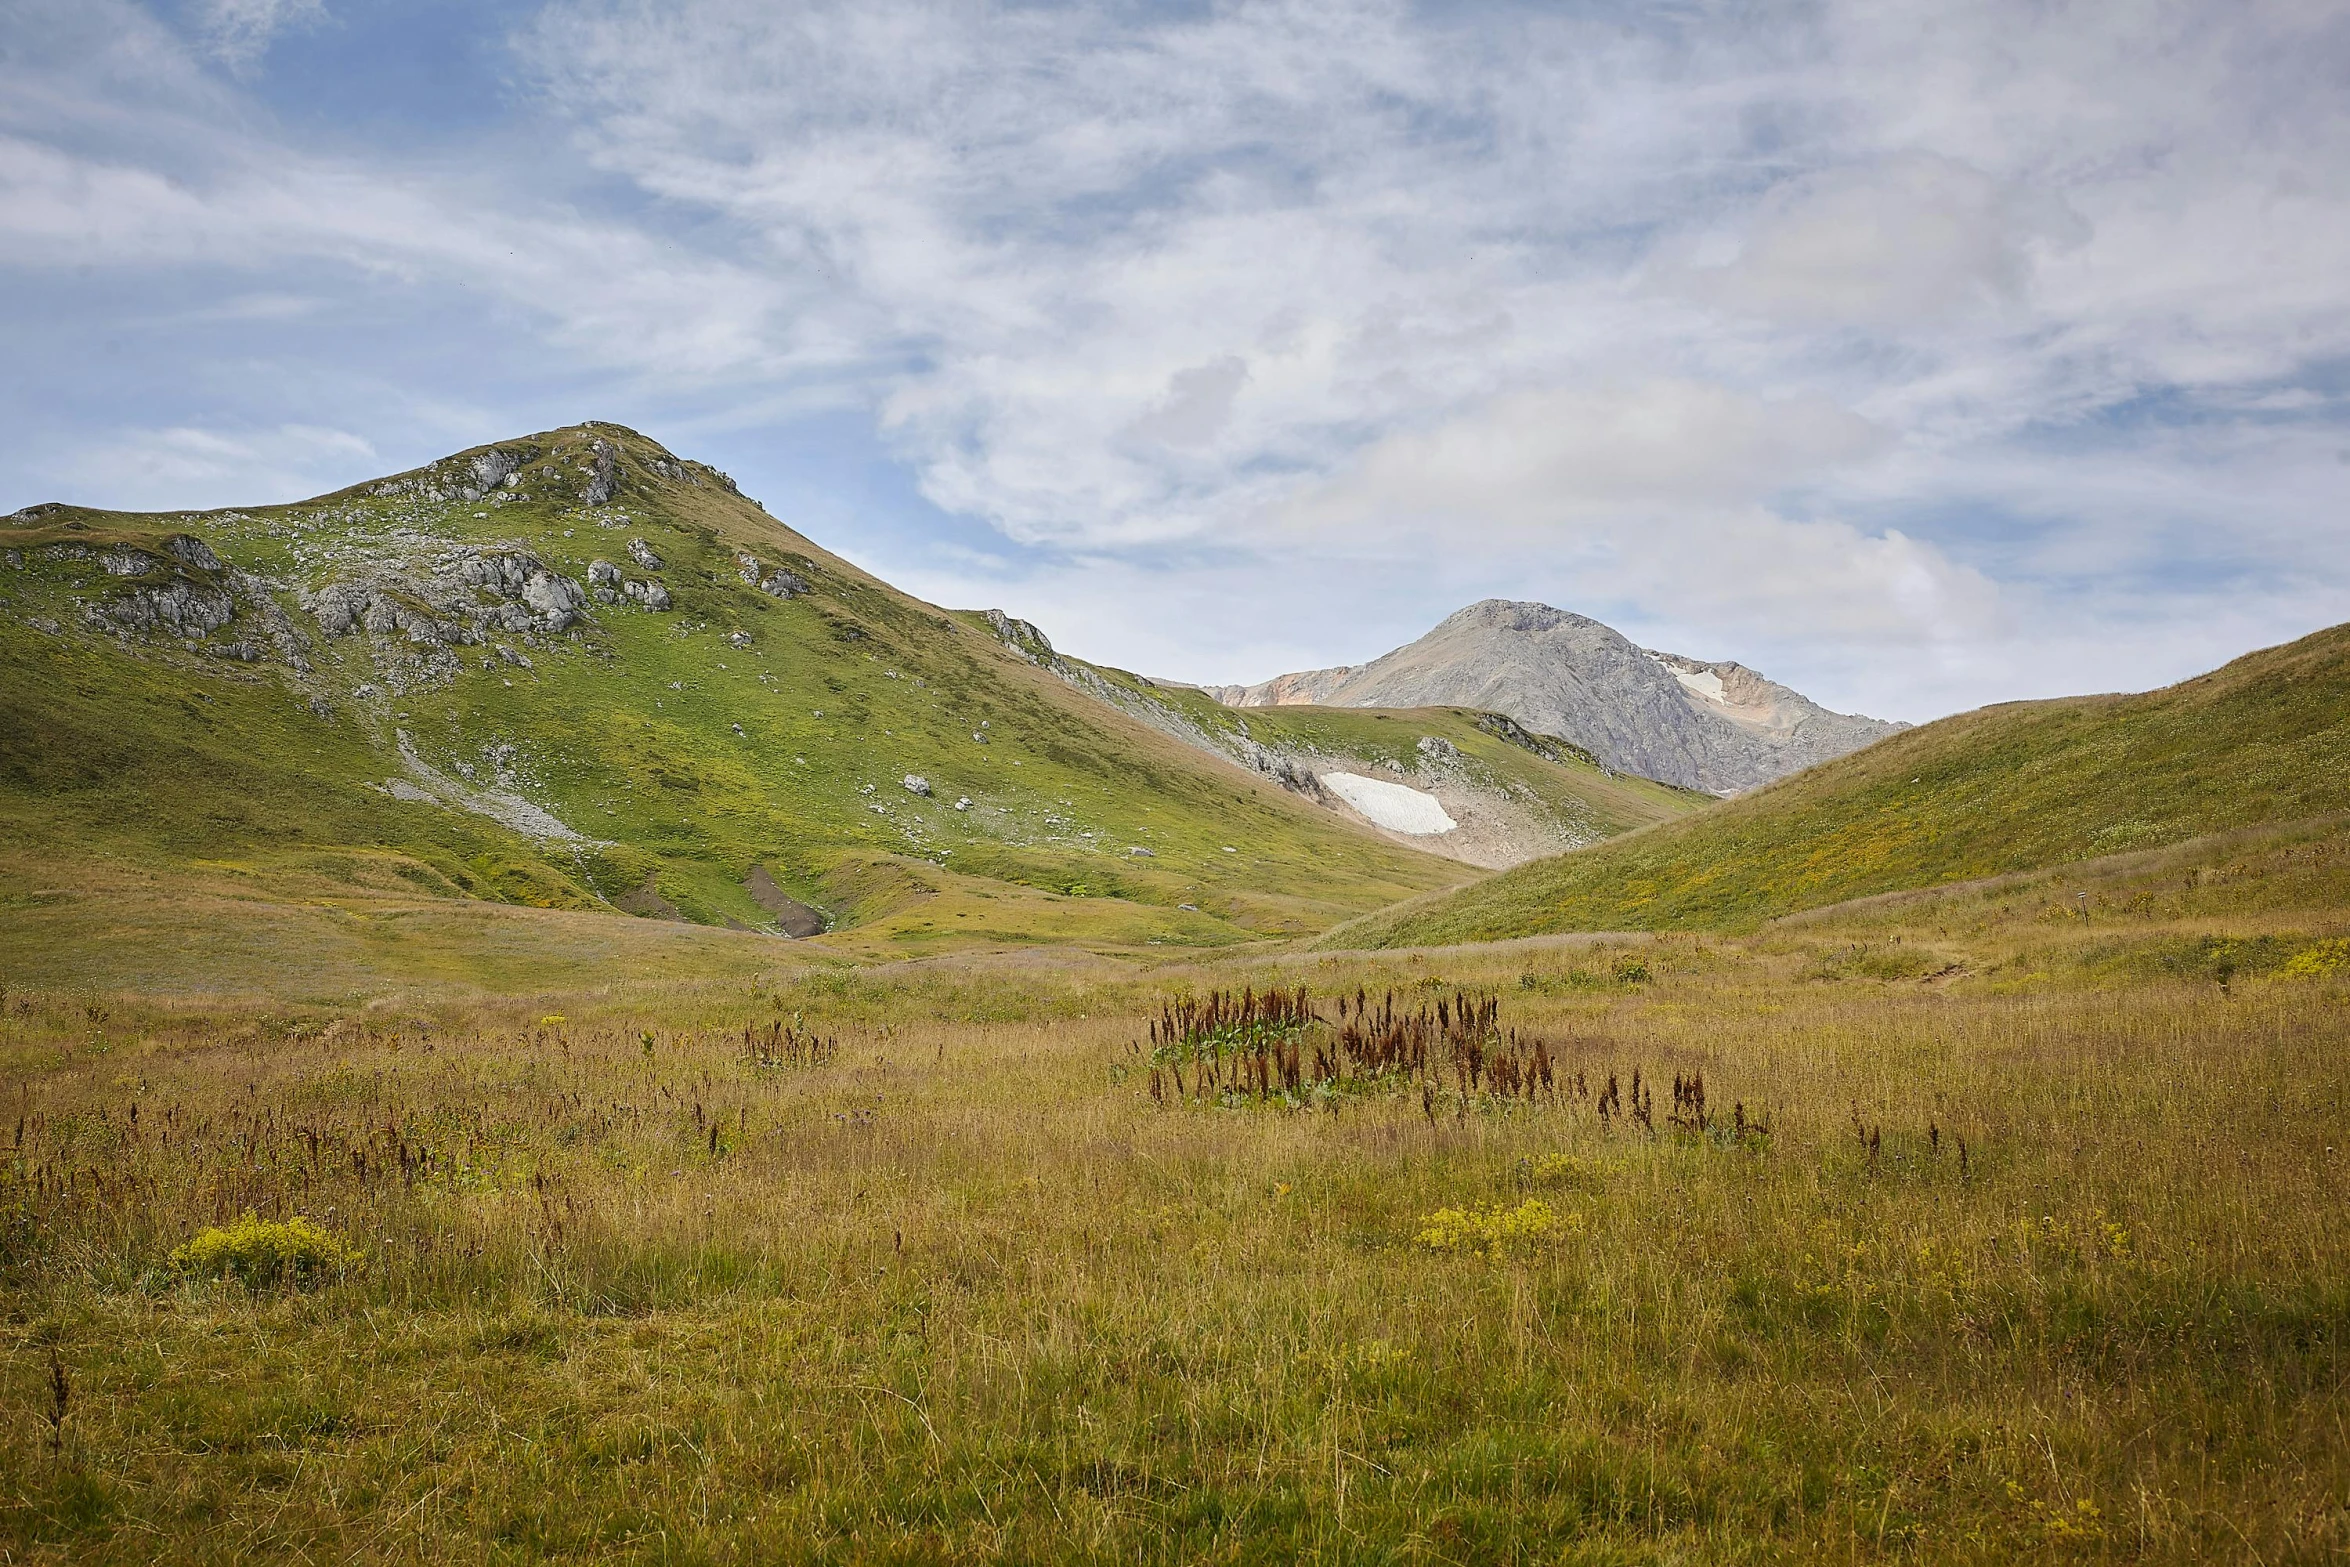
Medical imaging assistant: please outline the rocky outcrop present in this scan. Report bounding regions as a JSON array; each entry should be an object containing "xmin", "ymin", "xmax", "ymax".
[
  {"xmin": 1212, "ymin": 600, "xmax": 1902, "ymax": 794},
  {"xmin": 101, "ymin": 575, "xmax": 235, "ymax": 637},
  {"xmin": 983, "ymin": 609, "xmax": 1055, "ymax": 664},
  {"xmin": 582, "ymin": 440, "xmax": 620, "ymax": 506},
  {"xmin": 367, "ymin": 444, "xmax": 542, "ymax": 505},
  {"xmin": 735, "ymin": 552, "xmax": 806, "ymax": 599},
  {"xmin": 592, "ymin": 559, "xmax": 676, "ymax": 612},
  {"xmin": 305, "ymin": 548, "xmax": 592, "ymax": 645}
]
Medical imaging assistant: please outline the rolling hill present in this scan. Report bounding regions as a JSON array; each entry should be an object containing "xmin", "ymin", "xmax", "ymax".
[
  {"xmin": 1332, "ymin": 620, "xmax": 2350, "ymax": 947},
  {"xmin": 0, "ymin": 421, "xmax": 1694, "ymax": 975}
]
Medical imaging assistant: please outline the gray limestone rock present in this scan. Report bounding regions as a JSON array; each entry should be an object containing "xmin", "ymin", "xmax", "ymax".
[
  {"xmin": 983, "ymin": 608, "xmax": 1054, "ymax": 663},
  {"xmin": 627, "ymin": 538, "xmax": 663, "ymax": 570},
  {"xmin": 103, "ymin": 576, "xmax": 234, "ymax": 637},
  {"xmin": 470, "ymin": 449, "xmax": 520, "ymax": 492},
  {"xmin": 521, "ymin": 570, "xmax": 586, "ymax": 630},
  {"xmin": 583, "ymin": 440, "xmax": 619, "ymax": 506},
  {"xmin": 162, "ymin": 534, "xmax": 224, "ymax": 572}
]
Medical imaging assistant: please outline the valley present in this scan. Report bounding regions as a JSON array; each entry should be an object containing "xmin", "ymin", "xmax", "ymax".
[{"xmin": 4, "ymin": 429, "xmax": 2347, "ymax": 1564}]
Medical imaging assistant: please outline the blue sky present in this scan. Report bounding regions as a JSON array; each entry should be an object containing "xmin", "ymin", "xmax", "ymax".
[{"xmin": 5, "ymin": 0, "xmax": 2347, "ymax": 721}]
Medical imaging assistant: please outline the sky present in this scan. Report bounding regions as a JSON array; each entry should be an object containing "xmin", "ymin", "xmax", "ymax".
[{"xmin": 3, "ymin": 0, "xmax": 2347, "ymax": 722}]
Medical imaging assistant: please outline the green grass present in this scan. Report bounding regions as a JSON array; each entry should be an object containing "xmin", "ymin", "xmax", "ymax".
[
  {"xmin": 3, "ymin": 424, "xmax": 1548, "ymax": 956},
  {"xmin": 2, "ymin": 818, "xmax": 2346, "ymax": 1560},
  {"xmin": 1338, "ymin": 619, "xmax": 2350, "ymax": 947}
]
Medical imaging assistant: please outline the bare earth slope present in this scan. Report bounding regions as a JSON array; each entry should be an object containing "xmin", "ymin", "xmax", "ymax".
[{"xmin": 1204, "ymin": 599, "xmax": 1903, "ymax": 794}]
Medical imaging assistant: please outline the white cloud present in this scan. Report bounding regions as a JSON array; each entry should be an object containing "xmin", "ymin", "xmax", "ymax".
[
  {"xmin": 43, "ymin": 422, "xmax": 377, "ymax": 510},
  {"xmin": 1677, "ymin": 153, "xmax": 2088, "ymax": 327},
  {"xmin": 1292, "ymin": 381, "xmax": 1891, "ymax": 522},
  {"xmin": 195, "ymin": 0, "xmax": 327, "ymax": 72},
  {"xmin": 7, "ymin": 0, "xmax": 2350, "ymax": 719}
]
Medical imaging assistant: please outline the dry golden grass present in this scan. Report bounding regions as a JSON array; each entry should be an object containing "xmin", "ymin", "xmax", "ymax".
[{"xmin": 2, "ymin": 827, "xmax": 2347, "ymax": 1561}]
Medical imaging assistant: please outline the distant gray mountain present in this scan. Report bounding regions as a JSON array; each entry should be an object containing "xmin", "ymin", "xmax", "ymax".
[{"xmin": 1198, "ymin": 599, "xmax": 1903, "ymax": 794}]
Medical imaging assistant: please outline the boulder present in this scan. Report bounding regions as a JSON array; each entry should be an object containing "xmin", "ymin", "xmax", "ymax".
[
  {"xmin": 521, "ymin": 570, "xmax": 587, "ymax": 630},
  {"xmin": 470, "ymin": 448, "xmax": 520, "ymax": 491},
  {"xmin": 627, "ymin": 538, "xmax": 663, "ymax": 570}
]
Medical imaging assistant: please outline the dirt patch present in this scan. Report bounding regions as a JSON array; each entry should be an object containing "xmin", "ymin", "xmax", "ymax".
[
  {"xmin": 746, "ymin": 866, "xmax": 827, "ymax": 937},
  {"xmin": 614, "ymin": 873, "xmax": 686, "ymax": 922}
]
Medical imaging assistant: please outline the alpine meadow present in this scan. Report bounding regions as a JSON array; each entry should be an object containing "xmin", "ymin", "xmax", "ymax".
[
  {"xmin": 8, "ymin": 0, "xmax": 2350, "ymax": 1559},
  {"xmin": 1, "ymin": 423, "xmax": 2345, "ymax": 1563}
]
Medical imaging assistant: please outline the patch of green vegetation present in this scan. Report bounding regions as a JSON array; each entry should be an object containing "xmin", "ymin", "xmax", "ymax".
[
  {"xmin": 170, "ymin": 1213, "xmax": 361, "ymax": 1287},
  {"xmin": 1, "ymin": 423, "xmax": 1519, "ymax": 958},
  {"xmin": 3, "ymin": 846, "xmax": 2345, "ymax": 1560},
  {"xmin": 1342, "ymin": 621, "xmax": 2350, "ymax": 945}
]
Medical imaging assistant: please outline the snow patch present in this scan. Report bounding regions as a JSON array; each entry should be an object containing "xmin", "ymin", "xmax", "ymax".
[
  {"xmin": 1653, "ymin": 655, "xmax": 1727, "ymax": 703},
  {"xmin": 1321, "ymin": 772, "xmax": 1458, "ymax": 835}
]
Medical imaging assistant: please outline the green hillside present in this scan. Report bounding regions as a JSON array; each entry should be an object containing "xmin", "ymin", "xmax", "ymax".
[
  {"xmin": 1069, "ymin": 669, "xmax": 1705, "ymax": 847},
  {"xmin": 1336, "ymin": 620, "xmax": 2350, "ymax": 947},
  {"xmin": 0, "ymin": 422, "xmax": 1676, "ymax": 970}
]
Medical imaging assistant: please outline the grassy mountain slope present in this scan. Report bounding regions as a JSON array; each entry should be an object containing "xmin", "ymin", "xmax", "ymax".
[
  {"xmin": 3, "ymin": 422, "xmax": 1520, "ymax": 960},
  {"xmin": 1335, "ymin": 620, "xmax": 2350, "ymax": 947},
  {"xmin": 1092, "ymin": 674, "xmax": 1702, "ymax": 834},
  {"xmin": 978, "ymin": 633, "xmax": 1706, "ymax": 866}
]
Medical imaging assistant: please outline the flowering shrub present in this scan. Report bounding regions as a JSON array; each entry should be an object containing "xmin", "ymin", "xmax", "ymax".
[
  {"xmin": 1415, "ymin": 1198, "xmax": 1568, "ymax": 1258},
  {"xmin": 2279, "ymin": 939, "xmax": 2350, "ymax": 980},
  {"xmin": 171, "ymin": 1213, "xmax": 361, "ymax": 1286}
]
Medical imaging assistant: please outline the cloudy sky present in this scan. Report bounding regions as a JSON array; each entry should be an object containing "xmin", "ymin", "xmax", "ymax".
[{"xmin": 5, "ymin": 0, "xmax": 2347, "ymax": 720}]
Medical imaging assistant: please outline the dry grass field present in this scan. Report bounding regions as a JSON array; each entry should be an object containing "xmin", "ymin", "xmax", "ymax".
[{"xmin": 2, "ymin": 821, "xmax": 2347, "ymax": 1562}]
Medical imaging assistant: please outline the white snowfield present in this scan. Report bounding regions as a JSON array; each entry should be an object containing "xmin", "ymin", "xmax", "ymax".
[
  {"xmin": 1652, "ymin": 654, "xmax": 1727, "ymax": 703},
  {"xmin": 1321, "ymin": 772, "xmax": 1458, "ymax": 835}
]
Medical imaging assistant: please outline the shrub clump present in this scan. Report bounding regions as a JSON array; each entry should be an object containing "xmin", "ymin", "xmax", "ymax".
[
  {"xmin": 2279, "ymin": 938, "xmax": 2350, "ymax": 980},
  {"xmin": 171, "ymin": 1213, "xmax": 361, "ymax": 1286},
  {"xmin": 1416, "ymin": 1198, "xmax": 1571, "ymax": 1258}
]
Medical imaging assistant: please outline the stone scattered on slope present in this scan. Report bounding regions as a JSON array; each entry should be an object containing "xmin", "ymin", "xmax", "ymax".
[{"xmin": 1209, "ymin": 599, "xmax": 1903, "ymax": 794}]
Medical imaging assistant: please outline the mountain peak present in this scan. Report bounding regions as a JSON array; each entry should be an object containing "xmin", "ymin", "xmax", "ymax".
[{"xmin": 1212, "ymin": 600, "xmax": 1901, "ymax": 793}]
